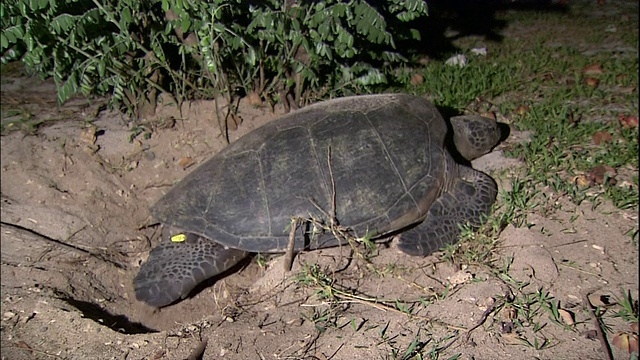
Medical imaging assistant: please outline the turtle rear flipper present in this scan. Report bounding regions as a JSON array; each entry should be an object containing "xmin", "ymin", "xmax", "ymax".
[
  {"xmin": 133, "ymin": 234, "xmax": 248, "ymax": 308},
  {"xmin": 398, "ymin": 167, "xmax": 497, "ymax": 256}
]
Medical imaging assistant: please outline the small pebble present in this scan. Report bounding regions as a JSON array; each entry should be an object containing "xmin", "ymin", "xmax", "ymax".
[{"xmin": 3, "ymin": 311, "xmax": 15, "ymax": 320}]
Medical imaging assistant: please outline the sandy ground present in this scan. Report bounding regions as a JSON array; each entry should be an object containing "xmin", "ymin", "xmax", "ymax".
[
  {"xmin": 1, "ymin": 73, "xmax": 637, "ymax": 360},
  {"xmin": 1, "ymin": 4, "xmax": 638, "ymax": 360}
]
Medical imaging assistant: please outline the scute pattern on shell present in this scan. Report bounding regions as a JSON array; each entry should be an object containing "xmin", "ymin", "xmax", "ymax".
[
  {"xmin": 134, "ymin": 94, "xmax": 503, "ymax": 308},
  {"xmin": 151, "ymin": 94, "xmax": 449, "ymax": 253}
]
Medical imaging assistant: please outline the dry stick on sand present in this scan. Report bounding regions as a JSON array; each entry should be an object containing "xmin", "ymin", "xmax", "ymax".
[
  {"xmin": 299, "ymin": 290, "xmax": 466, "ymax": 332},
  {"xmin": 184, "ymin": 337, "xmax": 208, "ymax": 360},
  {"xmin": 284, "ymin": 218, "xmax": 300, "ymax": 272},
  {"xmin": 0, "ymin": 221, "xmax": 123, "ymax": 268},
  {"xmin": 464, "ymin": 297, "xmax": 504, "ymax": 342},
  {"xmin": 583, "ymin": 291, "xmax": 615, "ymax": 360}
]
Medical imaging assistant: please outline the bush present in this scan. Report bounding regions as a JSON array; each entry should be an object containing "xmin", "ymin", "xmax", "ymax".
[{"xmin": 1, "ymin": 0, "xmax": 428, "ymax": 121}]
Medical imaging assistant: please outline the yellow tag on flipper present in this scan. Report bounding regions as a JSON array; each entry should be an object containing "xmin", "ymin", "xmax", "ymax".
[{"xmin": 171, "ymin": 234, "xmax": 187, "ymax": 243}]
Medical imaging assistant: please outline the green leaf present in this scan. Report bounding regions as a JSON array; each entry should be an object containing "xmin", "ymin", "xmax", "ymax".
[
  {"xmin": 57, "ymin": 72, "xmax": 78, "ymax": 104},
  {"xmin": 2, "ymin": 0, "xmax": 429, "ymax": 117},
  {"xmin": 246, "ymin": 46, "xmax": 256, "ymax": 66},
  {"xmin": 410, "ymin": 28, "xmax": 421, "ymax": 40},
  {"xmin": 28, "ymin": 0, "xmax": 48, "ymax": 11},
  {"xmin": 181, "ymin": 18, "xmax": 191, "ymax": 33},
  {"xmin": 51, "ymin": 14, "xmax": 76, "ymax": 34},
  {"xmin": 333, "ymin": 3, "xmax": 347, "ymax": 17},
  {"xmin": 121, "ymin": 7, "xmax": 131, "ymax": 28},
  {"xmin": 23, "ymin": 33, "xmax": 35, "ymax": 52},
  {"xmin": 97, "ymin": 59, "xmax": 106, "ymax": 77},
  {"xmin": 2, "ymin": 26, "xmax": 25, "ymax": 45}
]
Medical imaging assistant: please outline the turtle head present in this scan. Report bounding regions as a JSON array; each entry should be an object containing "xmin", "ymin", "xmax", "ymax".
[{"xmin": 450, "ymin": 115, "xmax": 501, "ymax": 161}]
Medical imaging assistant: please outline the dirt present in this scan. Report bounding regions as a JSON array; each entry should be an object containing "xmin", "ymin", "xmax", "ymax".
[{"xmin": 1, "ymin": 5, "xmax": 638, "ymax": 360}]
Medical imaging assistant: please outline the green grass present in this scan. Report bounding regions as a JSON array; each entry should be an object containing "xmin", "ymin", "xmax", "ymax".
[
  {"xmin": 0, "ymin": 108, "xmax": 39, "ymax": 134},
  {"xmin": 613, "ymin": 289, "xmax": 639, "ymax": 324}
]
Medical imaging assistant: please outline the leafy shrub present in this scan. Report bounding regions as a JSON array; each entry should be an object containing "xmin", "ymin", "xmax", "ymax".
[{"xmin": 1, "ymin": 0, "xmax": 428, "ymax": 122}]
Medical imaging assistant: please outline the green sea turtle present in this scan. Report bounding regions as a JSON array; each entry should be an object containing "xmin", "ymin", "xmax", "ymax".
[{"xmin": 134, "ymin": 93, "xmax": 502, "ymax": 307}]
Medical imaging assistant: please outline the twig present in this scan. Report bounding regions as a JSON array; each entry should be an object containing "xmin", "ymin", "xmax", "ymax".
[
  {"xmin": 0, "ymin": 221, "xmax": 123, "ymax": 268},
  {"xmin": 555, "ymin": 261, "xmax": 601, "ymax": 277},
  {"xmin": 306, "ymin": 147, "xmax": 362, "ymax": 251},
  {"xmin": 464, "ymin": 298, "xmax": 504, "ymax": 342},
  {"xmin": 295, "ymin": 330, "xmax": 323, "ymax": 359},
  {"xmin": 327, "ymin": 146, "xmax": 337, "ymax": 228},
  {"xmin": 7, "ymin": 343, "xmax": 62, "ymax": 359},
  {"xmin": 284, "ymin": 218, "xmax": 300, "ymax": 272},
  {"xmin": 322, "ymin": 146, "xmax": 374, "ymax": 258},
  {"xmin": 583, "ymin": 291, "xmax": 614, "ymax": 360},
  {"xmin": 294, "ymin": 145, "xmax": 362, "ymax": 259},
  {"xmin": 184, "ymin": 337, "xmax": 208, "ymax": 360},
  {"xmin": 1, "ymin": 221, "xmax": 92, "ymax": 255},
  {"xmin": 301, "ymin": 287, "xmax": 466, "ymax": 331},
  {"xmin": 340, "ymin": 295, "xmax": 466, "ymax": 331},
  {"xmin": 436, "ymin": 334, "xmax": 460, "ymax": 354}
]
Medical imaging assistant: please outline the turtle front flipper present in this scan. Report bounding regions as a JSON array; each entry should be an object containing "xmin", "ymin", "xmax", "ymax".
[
  {"xmin": 133, "ymin": 234, "xmax": 249, "ymax": 308},
  {"xmin": 398, "ymin": 167, "xmax": 497, "ymax": 256}
]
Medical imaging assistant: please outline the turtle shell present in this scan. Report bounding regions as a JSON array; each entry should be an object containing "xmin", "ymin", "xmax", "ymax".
[{"xmin": 151, "ymin": 94, "xmax": 453, "ymax": 252}]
